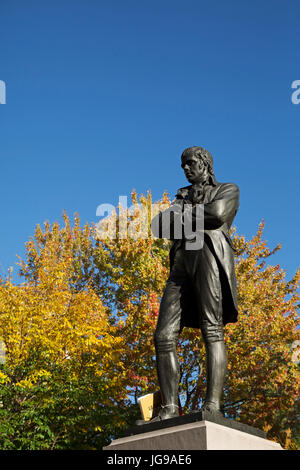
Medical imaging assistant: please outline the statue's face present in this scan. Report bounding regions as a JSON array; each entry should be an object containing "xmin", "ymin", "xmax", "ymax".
[{"xmin": 181, "ymin": 152, "xmax": 206, "ymax": 184}]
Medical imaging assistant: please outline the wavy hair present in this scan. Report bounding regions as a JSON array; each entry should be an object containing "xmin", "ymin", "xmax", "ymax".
[{"xmin": 181, "ymin": 146, "xmax": 217, "ymax": 185}]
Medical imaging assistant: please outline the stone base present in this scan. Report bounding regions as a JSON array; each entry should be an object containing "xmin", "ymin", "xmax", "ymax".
[{"xmin": 103, "ymin": 412, "xmax": 283, "ymax": 450}]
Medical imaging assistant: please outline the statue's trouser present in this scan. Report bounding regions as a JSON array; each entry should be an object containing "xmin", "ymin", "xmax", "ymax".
[{"xmin": 154, "ymin": 244, "xmax": 227, "ymax": 413}]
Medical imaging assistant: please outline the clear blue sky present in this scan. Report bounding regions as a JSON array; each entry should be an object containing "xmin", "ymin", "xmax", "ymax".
[{"xmin": 0, "ymin": 0, "xmax": 299, "ymax": 282}]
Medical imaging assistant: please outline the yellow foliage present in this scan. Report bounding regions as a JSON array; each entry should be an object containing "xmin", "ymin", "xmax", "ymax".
[
  {"xmin": 0, "ymin": 200, "xmax": 299, "ymax": 449},
  {"xmin": 0, "ymin": 213, "xmax": 128, "ymax": 400}
]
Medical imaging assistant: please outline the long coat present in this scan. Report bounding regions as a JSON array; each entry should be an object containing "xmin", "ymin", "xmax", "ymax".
[{"xmin": 160, "ymin": 181, "xmax": 240, "ymax": 327}]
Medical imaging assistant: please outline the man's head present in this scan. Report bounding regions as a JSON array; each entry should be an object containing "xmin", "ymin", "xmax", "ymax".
[{"xmin": 181, "ymin": 146, "xmax": 216, "ymax": 185}]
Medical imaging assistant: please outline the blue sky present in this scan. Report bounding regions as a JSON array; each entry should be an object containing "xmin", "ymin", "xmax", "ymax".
[{"xmin": 0, "ymin": 0, "xmax": 299, "ymax": 282}]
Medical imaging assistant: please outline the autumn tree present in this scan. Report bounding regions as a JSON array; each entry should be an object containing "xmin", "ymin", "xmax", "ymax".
[
  {"xmin": 0, "ymin": 191, "xmax": 299, "ymax": 449},
  {"xmin": 92, "ymin": 191, "xmax": 299, "ymax": 449},
  {"xmin": 0, "ymin": 214, "xmax": 129, "ymax": 449}
]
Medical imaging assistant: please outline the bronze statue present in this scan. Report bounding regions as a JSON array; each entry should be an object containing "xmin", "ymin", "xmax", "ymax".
[{"xmin": 141, "ymin": 146, "xmax": 239, "ymax": 423}]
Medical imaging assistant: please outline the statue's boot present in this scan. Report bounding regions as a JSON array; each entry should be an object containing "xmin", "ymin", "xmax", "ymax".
[
  {"xmin": 202, "ymin": 340, "xmax": 227, "ymax": 417},
  {"xmin": 135, "ymin": 341, "xmax": 180, "ymax": 425}
]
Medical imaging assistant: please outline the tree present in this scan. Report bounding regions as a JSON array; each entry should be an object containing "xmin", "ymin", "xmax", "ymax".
[
  {"xmin": 92, "ymin": 191, "xmax": 299, "ymax": 449},
  {"xmin": 0, "ymin": 191, "xmax": 299, "ymax": 449},
  {"xmin": 0, "ymin": 214, "xmax": 129, "ymax": 449}
]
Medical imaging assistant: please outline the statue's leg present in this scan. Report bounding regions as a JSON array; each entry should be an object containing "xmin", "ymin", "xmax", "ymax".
[
  {"xmin": 154, "ymin": 336, "xmax": 181, "ymax": 419},
  {"xmin": 193, "ymin": 239, "xmax": 227, "ymax": 415},
  {"xmin": 153, "ymin": 249, "xmax": 188, "ymax": 420},
  {"xmin": 202, "ymin": 337, "xmax": 227, "ymax": 413}
]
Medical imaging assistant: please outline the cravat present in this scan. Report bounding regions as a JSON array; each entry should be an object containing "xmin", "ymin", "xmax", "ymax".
[{"xmin": 188, "ymin": 183, "xmax": 206, "ymax": 204}]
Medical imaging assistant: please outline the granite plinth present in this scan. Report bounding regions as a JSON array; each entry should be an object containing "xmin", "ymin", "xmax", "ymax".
[
  {"xmin": 124, "ymin": 410, "xmax": 266, "ymax": 439},
  {"xmin": 103, "ymin": 412, "xmax": 283, "ymax": 450}
]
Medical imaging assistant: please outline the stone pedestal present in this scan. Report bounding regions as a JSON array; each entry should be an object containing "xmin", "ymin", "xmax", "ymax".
[{"xmin": 103, "ymin": 411, "xmax": 283, "ymax": 450}]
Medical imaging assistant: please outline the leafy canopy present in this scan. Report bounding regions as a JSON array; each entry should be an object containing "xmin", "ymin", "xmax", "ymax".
[{"xmin": 0, "ymin": 191, "xmax": 299, "ymax": 449}]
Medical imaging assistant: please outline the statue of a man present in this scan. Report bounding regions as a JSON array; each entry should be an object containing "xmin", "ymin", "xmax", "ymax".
[{"xmin": 144, "ymin": 146, "xmax": 240, "ymax": 423}]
